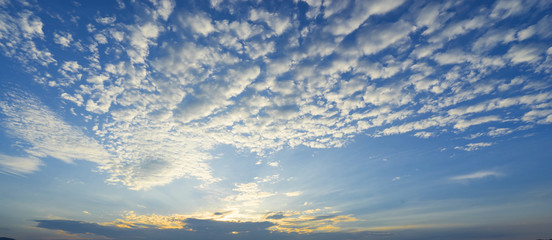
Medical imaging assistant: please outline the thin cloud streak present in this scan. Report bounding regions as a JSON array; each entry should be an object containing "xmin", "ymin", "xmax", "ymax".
[{"xmin": 451, "ymin": 171, "xmax": 502, "ymax": 180}]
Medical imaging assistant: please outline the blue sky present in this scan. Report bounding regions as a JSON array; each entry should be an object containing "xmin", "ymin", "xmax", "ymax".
[{"xmin": 1, "ymin": 0, "xmax": 552, "ymax": 239}]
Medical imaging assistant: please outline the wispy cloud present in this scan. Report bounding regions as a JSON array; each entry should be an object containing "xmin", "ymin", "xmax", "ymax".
[
  {"xmin": 284, "ymin": 191, "xmax": 303, "ymax": 197},
  {"xmin": 0, "ymin": 153, "xmax": 42, "ymax": 175},
  {"xmin": 450, "ymin": 171, "xmax": 502, "ymax": 180},
  {"xmin": 454, "ymin": 142, "xmax": 494, "ymax": 151},
  {"xmin": 0, "ymin": 90, "xmax": 110, "ymax": 165}
]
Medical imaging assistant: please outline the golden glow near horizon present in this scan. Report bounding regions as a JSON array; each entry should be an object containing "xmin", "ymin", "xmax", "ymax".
[{"xmin": 99, "ymin": 207, "xmax": 358, "ymax": 234}]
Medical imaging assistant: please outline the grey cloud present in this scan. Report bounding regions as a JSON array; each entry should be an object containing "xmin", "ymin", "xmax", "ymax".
[
  {"xmin": 266, "ymin": 213, "xmax": 286, "ymax": 219},
  {"xmin": 35, "ymin": 219, "xmax": 387, "ymax": 240},
  {"xmin": 35, "ymin": 219, "xmax": 551, "ymax": 240}
]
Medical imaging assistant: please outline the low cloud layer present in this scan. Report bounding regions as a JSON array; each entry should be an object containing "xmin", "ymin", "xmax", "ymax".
[
  {"xmin": 34, "ymin": 218, "xmax": 552, "ymax": 240},
  {"xmin": 35, "ymin": 219, "xmax": 385, "ymax": 240}
]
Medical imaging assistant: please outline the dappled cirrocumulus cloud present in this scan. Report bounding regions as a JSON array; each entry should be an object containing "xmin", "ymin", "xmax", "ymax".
[
  {"xmin": 0, "ymin": 0, "xmax": 551, "ymax": 192},
  {"xmin": 0, "ymin": 89, "xmax": 109, "ymax": 174}
]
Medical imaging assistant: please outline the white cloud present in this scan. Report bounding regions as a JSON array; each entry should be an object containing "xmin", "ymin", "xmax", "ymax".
[
  {"xmin": 110, "ymin": 30, "xmax": 125, "ymax": 42},
  {"xmin": 448, "ymin": 92, "xmax": 552, "ymax": 116},
  {"xmin": 61, "ymin": 92, "xmax": 84, "ymax": 106},
  {"xmin": 303, "ymin": 0, "xmax": 322, "ymax": 19},
  {"xmin": 450, "ymin": 171, "xmax": 502, "ymax": 180},
  {"xmin": 153, "ymin": 41, "xmax": 239, "ymax": 80},
  {"xmin": 126, "ymin": 22, "xmax": 162, "ymax": 64},
  {"xmin": 249, "ymin": 9, "xmax": 291, "ymax": 36},
  {"xmin": 490, "ymin": 0, "xmax": 534, "ymax": 19},
  {"xmin": 18, "ymin": 10, "xmax": 44, "ymax": 38},
  {"xmin": 150, "ymin": 0, "xmax": 175, "ymax": 21},
  {"xmin": 453, "ymin": 116, "xmax": 501, "ymax": 130},
  {"xmin": 454, "ymin": 142, "xmax": 494, "ymax": 151},
  {"xmin": 21, "ymin": 40, "xmax": 56, "ymax": 66},
  {"xmin": 506, "ymin": 44, "xmax": 544, "ymax": 64},
  {"xmin": 432, "ymin": 49, "xmax": 505, "ymax": 68},
  {"xmin": 97, "ymin": 118, "xmax": 219, "ymax": 190},
  {"xmin": 0, "ymin": 154, "xmax": 42, "ymax": 175},
  {"xmin": 180, "ymin": 12, "xmax": 215, "ymax": 37},
  {"xmin": 61, "ymin": 61, "xmax": 81, "ymax": 72},
  {"xmin": 94, "ymin": 33, "xmax": 108, "ymax": 44},
  {"xmin": 0, "ymin": 8, "xmax": 55, "ymax": 68},
  {"xmin": 87, "ymin": 23, "xmax": 96, "ymax": 32},
  {"xmin": 517, "ymin": 26, "xmax": 535, "ymax": 41},
  {"xmin": 3, "ymin": 0, "xmax": 552, "ymax": 192},
  {"xmin": 226, "ymin": 182, "xmax": 277, "ymax": 207},
  {"xmin": 527, "ymin": 15, "xmax": 552, "ymax": 39},
  {"xmin": 381, "ymin": 116, "xmax": 450, "ymax": 135},
  {"xmin": 430, "ymin": 16, "xmax": 487, "ymax": 43},
  {"xmin": 487, "ymin": 127, "xmax": 514, "ymax": 137},
  {"xmin": 322, "ymin": 0, "xmax": 349, "ymax": 19},
  {"xmin": 255, "ymin": 174, "xmax": 280, "ymax": 183},
  {"xmin": 356, "ymin": 58, "xmax": 411, "ymax": 79},
  {"xmin": 229, "ymin": 20, "xmax": 262, "ymax": 40},
  {"xmin": 472, "ymin": 28, "xmax": 517, "ymax": 52},
  {"xmin": 498, "ymin": 77, "xmax": 525, "ymax": 92},
  {"xmin": 284, "ymin": 191, "xmax": 303, "ymax": 197},
  {"xmin": 324, "ymin": 0, "xmax": 406, "ymax": 36},
  {"xmin": 415, "ymin": 2, "xmax": 452, "ymax": 36},
  {"xmin": 56, "ymin": 61, "xmax": 83, "ymax": 86},
  {"xmin": 172, "ymin": 65, "xmax": 260, "ymax": 123},
  {"xmin": 87, "ymin": 74, "xmax": 107, "ymax": 85},
  {"xmin": 95, "ymin": 16, "xmax": 116, "ymax": 24},
  {"xmin": 0, "ymin": 90, "xmax": 111, "ymax": 165},
  {"xmin": 244, "ymin": 40, "xmax": 275, "ymax": 59},
  {"xmin": 84, "ymin": 86, "xmax": 121, "ymax": 114},
  {"xmin": 54, "ymin": 32, "xmax": 73, "ymax": 47},
  {"xmin": 414, "ymin": 131, "xmax": 434, "ymax": 138},
  {"xmin": 354, "ymin": 20, "xmax": 413, "ymax": 56},
  {"xmin": 522, "ymin": 109, "xmax": 552, "ymax": 123}
]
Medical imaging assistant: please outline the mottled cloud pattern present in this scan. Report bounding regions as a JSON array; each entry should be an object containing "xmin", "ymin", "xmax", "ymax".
[{"xmin": 0, "ymin": 0, "xmax": 551, "ymax": 192}]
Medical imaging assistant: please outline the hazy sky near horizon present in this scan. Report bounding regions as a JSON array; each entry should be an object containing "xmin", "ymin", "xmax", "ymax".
[{"xmin": 1, "ymin": 0, "xmax": 552, "ymax": 239}]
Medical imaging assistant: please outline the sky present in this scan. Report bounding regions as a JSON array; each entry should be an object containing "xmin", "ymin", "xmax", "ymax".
[{"xmin": 0, "ymin": 0, "xmax": 552, "ymax": 239}]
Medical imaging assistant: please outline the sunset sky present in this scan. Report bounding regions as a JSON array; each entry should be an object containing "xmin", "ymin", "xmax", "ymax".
[{"xmin": 1, "ymin": 0, "xmax": 552, "ymax": 239}]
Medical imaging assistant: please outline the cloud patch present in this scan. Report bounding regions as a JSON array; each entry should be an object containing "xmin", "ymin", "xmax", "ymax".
[
  {"xmin": 0, "ymin": 89, "xmax": 110, "ymax": 165},
  {"xmin": 0, "ymin": 153, "xmax": 42, "ymax": 175},
  {"xmin": 450, "ymin": 171, "xmax": 502, "ymax": 180},
  {"xmin": 454, "ymin": 142, "xmax": 494, "ymax": 151}
]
